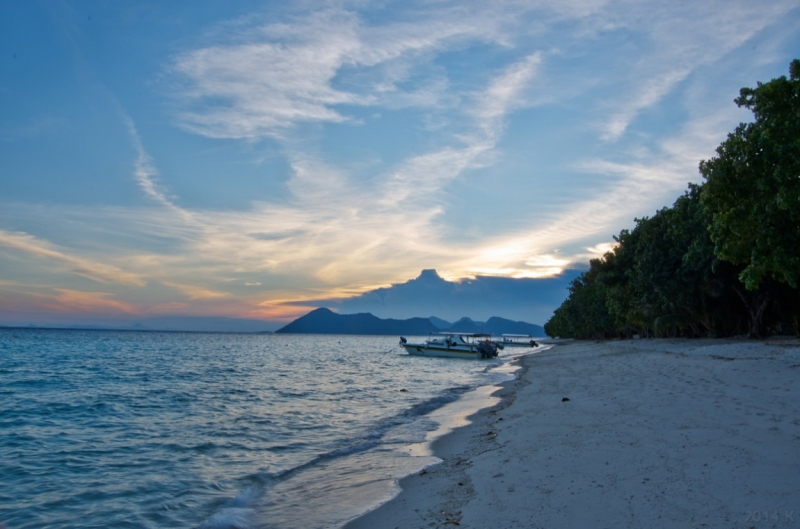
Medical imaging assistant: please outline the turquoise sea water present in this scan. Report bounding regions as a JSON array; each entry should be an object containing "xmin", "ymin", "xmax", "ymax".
[{"xmin": 0, "ymin": 329, "xmax": 537, "ymax": 528}]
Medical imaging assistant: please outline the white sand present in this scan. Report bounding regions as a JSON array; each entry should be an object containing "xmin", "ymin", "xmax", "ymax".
[{"xmin": 344, "ymin": 339, "xmax": 800, "ymax": 529}]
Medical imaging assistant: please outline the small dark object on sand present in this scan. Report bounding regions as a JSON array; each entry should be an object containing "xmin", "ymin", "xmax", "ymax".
[{"xmin": 562, "ymin": 397, "xmax": 570, "ymax": 402}]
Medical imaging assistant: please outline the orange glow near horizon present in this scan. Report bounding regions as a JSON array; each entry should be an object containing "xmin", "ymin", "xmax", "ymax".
[{"xmin": 0, "ymin": 258, "xmax": 578, "ymax": 325}]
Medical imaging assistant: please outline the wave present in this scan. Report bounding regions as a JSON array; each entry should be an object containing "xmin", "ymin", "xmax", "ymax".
[{"xmin": 191, "ymin": 384, "xmax": 479, "ymax": 528}]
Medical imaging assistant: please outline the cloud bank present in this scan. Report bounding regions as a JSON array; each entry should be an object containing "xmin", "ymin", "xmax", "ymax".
[{"xmin": 304, "ymin": 268, "xmax": 583, "ymax": 325}]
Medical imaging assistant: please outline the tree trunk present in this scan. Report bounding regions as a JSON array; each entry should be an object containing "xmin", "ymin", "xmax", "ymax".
[{"xmin": 732, "ymin": 285, "xmax": 770, "ymax": 337}]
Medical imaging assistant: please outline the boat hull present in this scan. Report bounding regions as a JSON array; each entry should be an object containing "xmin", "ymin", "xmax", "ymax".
[
  {"xmin": 401, "ymin": 344, "xmax": 481, "ymax": 359},
  {"xmin": 500, "ymin": 342, "xmax": 539, "ymax": 348}
]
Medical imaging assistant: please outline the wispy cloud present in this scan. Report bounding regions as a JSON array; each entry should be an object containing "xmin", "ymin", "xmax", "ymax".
[
  {"xmin": 0, "ymin": 284, "xmax": 139, "ymax": 316},
  {"xmin": 171, "ymin": 9, "xmax": 374, "ymax": 138},
  {"xmin": 0, "ymin": 229, "xmax": 145, "ymax": 286},
  {"xmin": 598, "ymin": 1, "xmax": 795, "ymax": 141},
  {"xmin": 471, "ymin": 52, "xmax": 542, "ymax": 139},
  {"xmin": 168, "ymin": 5, "xmax": 530, "ymax": 139},
  {"xmin": 122, "ymin": 116, "xmax": 175, "ymax": 208},
  {"xmin": 120, "ymin": 114, "xmax": 204, "ymax": 234},
  {"xmin": 49, "ymin": 289, "xmax": 140, "ymax": 314},
  {"xmin": 160, "ymin": 281, "xmax": 231, "ymax": 300}
]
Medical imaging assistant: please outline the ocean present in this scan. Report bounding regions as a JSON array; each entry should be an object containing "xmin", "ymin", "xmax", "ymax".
[{"xmin": 0, "ymin": 328, "xmax": 544, "ymax": 529}]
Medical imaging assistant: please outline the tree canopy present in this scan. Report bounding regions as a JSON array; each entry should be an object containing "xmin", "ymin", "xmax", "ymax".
[
  {"xmin": 699, "ymin": 59, "xmax": 800, "ymax": 290},
  {"xmin": 545, "ymin": 61, "xmax": 800, "ymax": 338}
]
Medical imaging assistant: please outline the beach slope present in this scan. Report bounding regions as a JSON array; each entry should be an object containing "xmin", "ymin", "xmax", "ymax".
[{"xmin": 345, "ymin": 339, "xmax": 800, "ymax": 529}]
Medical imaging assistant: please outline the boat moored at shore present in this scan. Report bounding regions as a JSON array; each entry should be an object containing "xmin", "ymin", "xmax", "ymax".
[
  {"xmin": 497, "ymin": 334, "xmax": 540, "ymax": 348},
  {"xmin": 399, "ymin": 333, "xmax": 502, "ymax": 359}
]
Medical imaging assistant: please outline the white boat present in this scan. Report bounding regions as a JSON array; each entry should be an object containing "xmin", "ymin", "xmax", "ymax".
[
  {"xmin": 496, "ymin": 334, "xmax": 540, "ymax": 348},
  {"xmin": 399, "ymin": 333, "xmax": 502, "ymax": 359}
]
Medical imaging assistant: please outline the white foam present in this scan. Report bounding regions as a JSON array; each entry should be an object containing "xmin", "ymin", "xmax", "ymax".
[
  {"xmin": 195, "ymin": 488, "xmax": 260, "ymax": 529},
  {"xmin": 227, "ymin": 487, "xmax": 260, "ymax": 508},
  {"xmin": 195, "ymin": 507, "xmax": 255, "ymax": 529}
]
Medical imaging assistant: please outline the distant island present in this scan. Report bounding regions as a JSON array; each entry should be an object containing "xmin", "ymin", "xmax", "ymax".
[{"xmin": 275, "ymin": 307, "xmax": 546, "ymax": 336}]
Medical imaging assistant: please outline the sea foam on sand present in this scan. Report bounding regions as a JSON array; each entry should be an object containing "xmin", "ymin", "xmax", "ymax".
[{"xmin": 345, "ymin": 339, "xmax": 800, "ymax": 529}]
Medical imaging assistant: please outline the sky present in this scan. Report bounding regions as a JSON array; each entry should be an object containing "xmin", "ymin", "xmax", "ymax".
[{"xmin": 1, "ymin": 0, "xmax": 798, "ymax": 330}]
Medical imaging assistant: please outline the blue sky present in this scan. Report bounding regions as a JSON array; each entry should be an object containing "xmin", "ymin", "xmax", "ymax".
[{"xmin": 1, "ymin": 0, "xmax": 798, "ymax": 328}]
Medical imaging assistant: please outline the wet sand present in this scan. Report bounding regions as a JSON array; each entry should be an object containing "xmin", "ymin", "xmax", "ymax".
[{"xmin": 344, "ymin": 339, "xmax": 800, "ymax": 529}]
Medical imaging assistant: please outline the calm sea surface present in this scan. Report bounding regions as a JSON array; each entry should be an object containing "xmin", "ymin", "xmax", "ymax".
[{"xmin": 0, "ymin": 329, "xmax": 543, "ymax": 529}]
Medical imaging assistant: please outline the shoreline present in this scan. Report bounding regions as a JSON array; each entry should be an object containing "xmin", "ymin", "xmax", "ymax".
[{"xmin": 344, "ymin": 338, "xmax": 800, "ymax": 529}]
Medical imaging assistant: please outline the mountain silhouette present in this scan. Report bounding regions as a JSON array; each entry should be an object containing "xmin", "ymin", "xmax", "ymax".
[
  {"xmin": 276, "ymin": 308, "xmax": 545, "ymax": 336},
  {"xmin": 275, "ymin": 308, "xmax": 439, "ymax": 335}
]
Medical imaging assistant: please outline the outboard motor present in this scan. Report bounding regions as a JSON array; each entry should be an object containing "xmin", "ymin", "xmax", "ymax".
[
  {"xmin": 478, "ymin": 341, "xmax": 497, "ymax": 359},
  {"xmin": 400, "ymin": 337, "xmax": 407, "ymax": 344}
]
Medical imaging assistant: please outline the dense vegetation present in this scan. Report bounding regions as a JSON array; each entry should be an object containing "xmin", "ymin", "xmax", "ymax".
[{"xmin": 545, "ymin": 60, "xmax": 800, "ymax": 339}]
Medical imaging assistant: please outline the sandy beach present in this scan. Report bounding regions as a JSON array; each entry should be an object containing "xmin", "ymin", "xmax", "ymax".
[{"xmin": 345, "ymin": 339, "xmax": 800, "ymax": 529}]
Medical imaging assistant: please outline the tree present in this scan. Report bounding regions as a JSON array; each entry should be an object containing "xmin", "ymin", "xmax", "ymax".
[
  {"xmin": 545, "ymin": 184, "xmax": 761, "ymax": 338},
  {"xmin": 544, "ymin": 259, "xmax": 615, "ymax": 339},
  {"xmin": 630, "ymin": 187, "xmax": 732, "ymax": 337},
  {"xmin": 600, "ymin": 186, "xmax": 746, "ymax": 338},
  {"xmin": 699, "ymin": 60, "xmax": 800, "ymax": 291}
]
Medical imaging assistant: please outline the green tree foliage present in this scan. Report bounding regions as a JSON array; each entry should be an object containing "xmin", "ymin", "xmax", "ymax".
[
  {"xmin": 630, "ymin": 186, "xmax": 749, "ymax": 337},
  {"xmin": 699, "ymin": 60, "xmax": 800, "ymax": 290},
  {"xmin": 544, "ymin": 259, "xmax": 615, "ymax": 339},
  {"xmin": 545, "ymin": 188, "xmax": 751, "ymax": 338},
  {"xmin": 546, "ymin": 61, "xmax": 800, "ymax": 339}
]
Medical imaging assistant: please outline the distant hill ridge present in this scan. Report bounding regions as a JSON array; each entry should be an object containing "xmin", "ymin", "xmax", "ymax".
[{"xmin": 275, "ymin": 308, "xmax": 545, "ymax": 336}]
